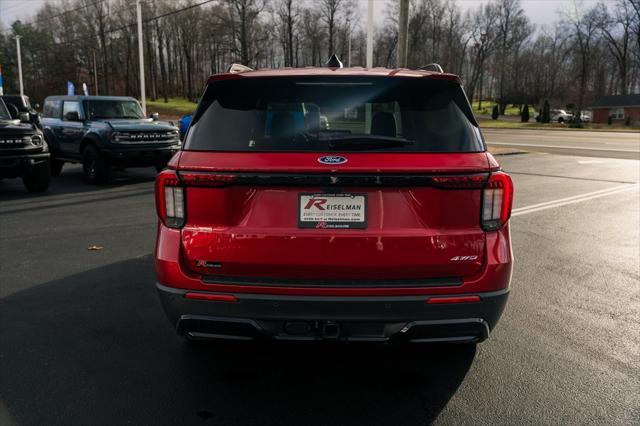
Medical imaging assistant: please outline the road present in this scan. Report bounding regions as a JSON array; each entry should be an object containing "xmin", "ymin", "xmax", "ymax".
[
  {"xmin": 0, "ymin": 151, "xmax": 638, "ymax": 425},
  {"xmin": 483, "ymin": 128, "xmax": 640, "ymax": 159}
]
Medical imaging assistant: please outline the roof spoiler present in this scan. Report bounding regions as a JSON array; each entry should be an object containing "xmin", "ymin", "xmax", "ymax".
[
  {"xmin": 420, "ymin": 63, "xmax": 444, "ymax": 73},
  {"xmin": 226, "ymin": 63, "xmax": 254, "ymax": 74}
]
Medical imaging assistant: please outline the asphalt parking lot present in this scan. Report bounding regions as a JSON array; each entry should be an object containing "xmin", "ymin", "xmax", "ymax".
[{"xmin": 1, "ymin": 150, "xmax": 638, "ymax": 425}]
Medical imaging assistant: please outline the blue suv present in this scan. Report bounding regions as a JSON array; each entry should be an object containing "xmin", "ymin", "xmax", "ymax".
[{"xmin": 41, "ymin": 96, "xmax": 180, "ymax": 183}]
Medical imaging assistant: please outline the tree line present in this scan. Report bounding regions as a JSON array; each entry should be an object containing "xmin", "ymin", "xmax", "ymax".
[{"xmin": 0, "ymin": 0, "xmax": 638, "ymax": 115}]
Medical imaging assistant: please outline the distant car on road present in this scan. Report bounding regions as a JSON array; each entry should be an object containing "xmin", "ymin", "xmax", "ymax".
[
  {"xmin": 154, "ymin": 63, "xmax": 514, "ymax": 345},
  {"xmin": 0, "ymin": 98, "xmax": 50, "ymax": 192},
  {"xmin": 551, "ymin": 109, "xmax": 573, "ymax": 123},
  {"xmin": 579, "ymin": 110, "xmax": 592, "ymax": 122},
  {"xmin": 41, "ymin": 96, "xmax": 180, "ymax": 183}
]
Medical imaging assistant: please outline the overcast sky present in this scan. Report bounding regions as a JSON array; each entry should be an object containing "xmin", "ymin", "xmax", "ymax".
[{"xmin": 0, "ymin": 0, "xmax": 602, "ymax": 33}]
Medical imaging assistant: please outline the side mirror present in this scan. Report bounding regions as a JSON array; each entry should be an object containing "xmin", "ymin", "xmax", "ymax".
[
  {"xmin": 64, "ymin": 111, "xmax": 81, "ymax": 121},
  {"xmin": 19, "ymin": 112, "xmax": 30, "ymax": 123},
  {"xmin": 151, "ymin": 112, "xmax": 159, "ymax": 121}
]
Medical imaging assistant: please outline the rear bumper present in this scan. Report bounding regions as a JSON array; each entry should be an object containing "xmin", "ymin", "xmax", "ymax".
[
  {"xmin": 156, "ymin": 283, "xmax": 509, "ymax": 343},
  {"xmin": 0, "ymin": 152, "xmax": 49, "ymax": 178}
]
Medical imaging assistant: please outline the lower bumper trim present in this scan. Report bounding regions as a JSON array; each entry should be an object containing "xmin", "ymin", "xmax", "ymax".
[{"xmin": 159, "ymin": 283, "xmax": 507, "ymax": 344}]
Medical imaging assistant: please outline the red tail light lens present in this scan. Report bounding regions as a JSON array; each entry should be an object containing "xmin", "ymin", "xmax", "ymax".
[
  {"xmin": 482, "ymin": 171, "xmax": 513, "ymax": 231},
  {"xmin": 430, "ymin": 173, "xmax": 488, "ymax": 189},
  {"xmin": 179, "ymin": 172, "xmax": 237, "ymax": 187},
  {"xmin": 155, "ymin": 170, "xmax": 185, "ymax": 228}
]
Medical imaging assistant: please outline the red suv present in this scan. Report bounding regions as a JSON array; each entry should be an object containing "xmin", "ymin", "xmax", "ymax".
[{"xmin": 154, "ymin": 66, "xmax": 513, "ymax": 344}]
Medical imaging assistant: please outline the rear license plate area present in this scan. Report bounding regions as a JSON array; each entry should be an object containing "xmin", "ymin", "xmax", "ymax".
[{"xmin": 298, "ymin": 193, "xmax": 367, "ymax": 229}]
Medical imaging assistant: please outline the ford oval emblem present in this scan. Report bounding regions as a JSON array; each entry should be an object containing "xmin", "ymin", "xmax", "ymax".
[{"xmin": 318, "ymin": 156, "xmax": 348, "ymax": 165}]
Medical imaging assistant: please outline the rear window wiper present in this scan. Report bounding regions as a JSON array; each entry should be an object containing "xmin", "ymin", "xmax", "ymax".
[{"xmin": 326, "ymin": 135, "xmax": 415, "ymax": 150}]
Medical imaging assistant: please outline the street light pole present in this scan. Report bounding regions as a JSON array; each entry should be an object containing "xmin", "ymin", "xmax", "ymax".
[
  {"xmin": 93, "ymin": 49, "xmax": 99, "ymax": 96},
  {"xmin": 366, "ymin": 0, "xmax": 373, "ymax": 68},
  {"xmin": 15, "ymin": 35, "xmax": 24, "ymax": 96},
  {"xmin": 397, "ymin": 0, "xmax": 409, "ymax": 68},
  {"xmin": 365, "ymin": 0, "xmax": 374, "ymax": 134},
  {"xmin": 136, "ymin": 0, "xmax": 146, "ymax": 116},
  {"xmin": 347, "ymin": 30, "xmax": 351, "ymax": 68}
]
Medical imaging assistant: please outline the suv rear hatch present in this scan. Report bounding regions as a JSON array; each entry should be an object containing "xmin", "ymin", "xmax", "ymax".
[{"xmin": 169, "ymin": 75, "xmax": 491, "ymax": 284}]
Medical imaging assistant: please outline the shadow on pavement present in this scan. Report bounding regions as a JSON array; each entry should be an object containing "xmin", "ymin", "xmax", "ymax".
[
  {"xmin": 0, "ymin": 165, "xmax": 157, "ymax": 202},
  {"xmin": 0, "ymin": 256, "xmax": 475, "ymax": 426}
]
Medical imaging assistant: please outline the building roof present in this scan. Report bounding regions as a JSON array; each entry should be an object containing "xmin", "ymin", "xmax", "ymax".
[
  {"xmin": 207, "ymin": 67, "xmax": 461, "ymax": 85},
  {"xmin": 591, "ymin": 94, "xmax": 640, "ymax": 108}
]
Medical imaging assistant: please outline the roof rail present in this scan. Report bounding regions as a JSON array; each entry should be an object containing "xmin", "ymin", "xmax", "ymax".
[
  {"xmin": 420, "ymin": 63, "xmax": 444, "ymax": 73},
  {"xmin": 325, "ymin": 54, "xmax": 343, "ymax": 68},
  {"xmin": 227, "ymin": 63, "xmax": 254, "ymax": 73}
]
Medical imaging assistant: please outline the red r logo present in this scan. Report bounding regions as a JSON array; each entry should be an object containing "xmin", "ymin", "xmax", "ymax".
[{"xmin": 304, "ymin": 198, "xmax": 327, "ymax": 210}]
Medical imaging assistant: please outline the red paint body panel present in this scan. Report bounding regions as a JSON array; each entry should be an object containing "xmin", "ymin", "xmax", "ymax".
[
  {"xmin": 154, "ymin": 222, "xmax": 512, "ymax": 296},
  {"xmin": 177, "ymin": 151, "xmax": 490, "ymax": 174}
]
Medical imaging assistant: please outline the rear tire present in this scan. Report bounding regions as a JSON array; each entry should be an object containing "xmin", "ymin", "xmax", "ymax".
[
  {"xmin": 558, "ymin": 117, "xmax": 564, "ymax": 123},
  {"xmin": 22, "ymin": 160, "xmax": 51, "ymax": 192},
  {"xmin": 82, "ymin": 145, "xmax": 110, "ymax": 184},
  {"xmin": 51, "ymin": 159, "xmax": 64, "ymax": 176}
]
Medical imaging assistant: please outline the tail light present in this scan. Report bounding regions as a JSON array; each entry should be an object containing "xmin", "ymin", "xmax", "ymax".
[
  {"xmin": 179, "ymin": 171, "xmax": 237, "ymax": 187},
  {"xmin": 481, "ymin": 171, "xmax": 513, "ymax": 231},
  {"xmin": 156, "ymin": 170, "xmax": 185, "ymax": 228}
]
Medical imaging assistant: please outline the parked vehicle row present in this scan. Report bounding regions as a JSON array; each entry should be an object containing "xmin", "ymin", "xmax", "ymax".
[
  {"xmin": 0, "ymin": 97, "xmax": 50, "ymax": 192},
  {"xmin": 0, "ymin": 94, "xmax": 180, "ymax": 190},
  {"xmin": 3, "ymin": 62, "xmax": 515, "ymax": 347},
  {"xmin": 41, "ymin": 96, "xmax": 180, "ymax": 183}
]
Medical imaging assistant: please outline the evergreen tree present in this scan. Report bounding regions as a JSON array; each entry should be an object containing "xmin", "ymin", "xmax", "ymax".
[
  {"xmin": 521, "ymin": 104, "xmax": 530, "ymax": 122},
  {"xmin": 491, "ymin": 105, "xmax": 499, "ymax": 120},
  {"xmin": 542, "ymin": 100, "xmax": 551, "ymax": 123}
]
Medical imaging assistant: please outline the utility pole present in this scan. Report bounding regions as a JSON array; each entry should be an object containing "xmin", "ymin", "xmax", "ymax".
[
  {"xmin": 93, "ymin": 50, "xmax": 98, "ymax": 96},
  {"xmin": 347, "ymin": 31, "xmax": 351, "ymax": 67},
  {"xmin": 136, "ymin": 0, "xmax": 146, "ymax": 116},
  {"xmin": 397, "ymin": 0, "xmax": 409, "ymax": 68},
  {"xmin": 366, "ymin": 0, "xmax": 373, "ymax": 68},
  {"xmin": 365, "ymin": 0, "xmax": 374, "ymax": 134},
  {"xmin": 15, "ymin": 35, "xmax": 24, "ymax": 96}
]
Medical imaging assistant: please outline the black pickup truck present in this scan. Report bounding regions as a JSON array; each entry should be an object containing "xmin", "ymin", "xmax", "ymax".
[
  {"xmin": 41, "ymin": 95, "xmax": 180, "ymax": 183},
  {"xmin": 0, "ymin": 98, "xmax": 50, "ymax": 192}
]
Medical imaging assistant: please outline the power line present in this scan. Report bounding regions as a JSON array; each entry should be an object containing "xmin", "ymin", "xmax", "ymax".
[
  {"xmin": 31, "ymin": 0, "xmax": 105, "ymax": 26},
  {"xmin": 2, "ymin": 0, "xmax": 217, "ymax": 40},
  {"xmin": 56, "ymin": 0, "xmax": 217, "ymax": 46}
]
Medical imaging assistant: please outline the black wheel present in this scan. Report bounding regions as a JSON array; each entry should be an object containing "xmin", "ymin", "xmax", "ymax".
[
  {"xmin": 155, "ymin": 164, "xmax": 165, "ymax": 173},
  {"xmin": 22, "ymin": 160, "xmax": 51, "ymax": 192},
  {"xmin": 51, "ymin": 159, "xmax": 64, "ymax": 176},
  {"xmin": 82, "ymin": 145, "xmax": 110, "ymax": 184},
  {"xmin": 558, "ymin": 117, "xmax": 564, "ymax": 123}
]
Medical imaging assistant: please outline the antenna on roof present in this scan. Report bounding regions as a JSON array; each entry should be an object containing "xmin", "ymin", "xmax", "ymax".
[
  {"xmin": 227, "ymin": 63, "xmax": 254, "ymax": 73},
  {"xmin": 325, "ymin": 54, "xmax": 343, "ymax": 68},
  {"xmin": 420, "ymin": 63, "xmax": 444, "ymax": 73}
]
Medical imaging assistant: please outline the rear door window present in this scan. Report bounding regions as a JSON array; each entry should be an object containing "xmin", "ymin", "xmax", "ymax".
[
  {"xmin": 62, "ymin": 101, "xmax": 83, "ymax": 121},
  {"xmin": 185, "ymin": 77, "xmax": 484, "ymax": 153},
  {"xmin": 42, "ymin": 100, "xmax": 61, "ymax": 118}
]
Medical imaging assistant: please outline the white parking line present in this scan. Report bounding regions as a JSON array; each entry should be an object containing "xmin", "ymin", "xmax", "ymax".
[{"xmin": 512, "ymin": 184, "xmax": 639, "ymax": 217}]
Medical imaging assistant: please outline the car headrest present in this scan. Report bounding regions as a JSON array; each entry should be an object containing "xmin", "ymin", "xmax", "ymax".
[{"xmin": 371, "ymin": 112, "xmax": 397, "ymax": 138}]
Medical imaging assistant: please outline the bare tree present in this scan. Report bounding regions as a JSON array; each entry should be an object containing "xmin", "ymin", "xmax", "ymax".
[
  {"xmin": 595, "ymin": 0, "xmax": 634, "ymax": 94},
  {"xmin": 321, "ymin": 0, "xmax": 342, "ymax": 57}
]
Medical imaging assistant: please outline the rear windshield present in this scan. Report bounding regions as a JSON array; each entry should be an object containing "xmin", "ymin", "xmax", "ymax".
[{"xmin": 185, "ymin": 77, "xmax": 484, "ymax": 153}]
